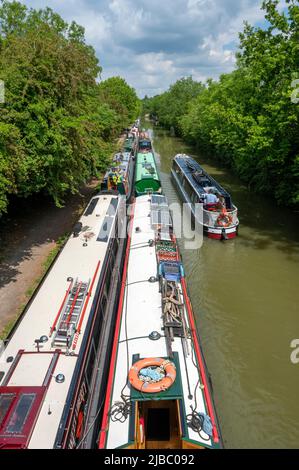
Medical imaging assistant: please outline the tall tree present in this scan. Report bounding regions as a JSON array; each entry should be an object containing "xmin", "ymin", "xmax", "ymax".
[{"xmin": 0, "ymin": 1, "xmax": 140, "ymax": 214}]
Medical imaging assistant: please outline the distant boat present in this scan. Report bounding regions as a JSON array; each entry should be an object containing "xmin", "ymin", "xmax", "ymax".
[
  {"xmin": 171, "ymin": 154, "xmax": 239, "ymax": 240},
  {"xmin": 101, "ymin": 123, "xmax": 139, "ymax": 201},
  {"xmin": 100, "ymin": 151, "xmax": 135, "ymax": 201}
]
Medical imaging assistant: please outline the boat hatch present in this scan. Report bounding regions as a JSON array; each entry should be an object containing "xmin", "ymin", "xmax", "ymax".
[
  {"xmin": 159, "ymin": 262, "xmax": 183, "ymax": 282},
  {"xmin": 136, "ymin": 399, "xmax": 182, "ymax": 449},
  {"xmin": 0, "ymin": 386, "xmax": 46, "ymax": 449},
  {"xmin": 129, "ymin": 353, "xmax": 185, "ymax": 449},
  {"xmin": 151, "ymin": 194, "xmax": 168, "ymax": 208},
  {"xmin": 130, "ymin": 353, "xmax": 183, "ymax": 401},
  {"xmin": 151, "ymin": 209, "xmax": 171, "ymax": 227}
]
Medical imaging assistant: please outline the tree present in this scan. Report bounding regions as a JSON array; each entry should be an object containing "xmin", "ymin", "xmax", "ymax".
[
  {"xmin": 142, "ymin": 77, "xmax": 204, "ymax": 134},
  {"xmin": 0, "ymin": 1, "xmax": 140, "ymax": 214},
  {"xmin": 98, "ymin": 76, "xmax": 141, "ymax": 133},
  {"xmin": 149, "ymin": 1, "xmax": 299, "ymax": 206}
]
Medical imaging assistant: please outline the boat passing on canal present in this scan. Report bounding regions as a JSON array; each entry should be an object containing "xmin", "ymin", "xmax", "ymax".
[
  {"xmin": 98, "ymin": 194, "xmax": 222, "ymax": 449},
  {"xmin": 171, "ymin": 154, "xmax": 239, "ymax": 240},
  {"xmin": 0, "ymin": 192, "xmax": 127, "ymax": 449}
]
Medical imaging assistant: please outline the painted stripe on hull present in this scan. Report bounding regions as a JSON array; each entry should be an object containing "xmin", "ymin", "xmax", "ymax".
[{"xmin": 98, "ymin": 202, "xmax": 135, "ymax": 449}]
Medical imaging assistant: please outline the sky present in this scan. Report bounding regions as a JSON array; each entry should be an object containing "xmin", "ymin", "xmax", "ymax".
[{"xmin": 18, "ymin": 0, "xmax": 287, "ymax": 97}]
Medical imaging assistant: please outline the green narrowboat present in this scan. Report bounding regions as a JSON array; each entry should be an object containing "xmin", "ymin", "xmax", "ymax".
[{"xmin": 134, "ymin": 152, "xmax": 161, "ymax": 196}]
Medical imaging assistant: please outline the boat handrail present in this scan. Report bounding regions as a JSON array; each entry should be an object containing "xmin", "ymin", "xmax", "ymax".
[{"xmin": 203, "ymin": 206, "xmax": 239, "ymax": 227}]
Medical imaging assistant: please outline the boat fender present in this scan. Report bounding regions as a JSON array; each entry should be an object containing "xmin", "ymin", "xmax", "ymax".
[{"xmin": 216, "ymin": 211, "xmax": 233, "ymax": 228}]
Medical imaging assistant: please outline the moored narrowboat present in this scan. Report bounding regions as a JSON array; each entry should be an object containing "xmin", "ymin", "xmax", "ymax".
[
  {"xmin": 134, "ymin": 134, "xmax": 161, "ymax": 196},
  {"xmin": 97, "ymin": 194, "xmax": 222, "ymax": 450},
  {"xmin": 0, "ymin": 192, "xmax": 127, "ymax": 449},
  {"xmin": 100, "ymin": 151, "xmax": 135, "ymax": 201},
  {"xmin": 134, "ymin": 152, "xmax": 161, "ymax": 196},
  {"xmin": 171, "ymin": 154, "xmax": 239, "ymax": 240}
]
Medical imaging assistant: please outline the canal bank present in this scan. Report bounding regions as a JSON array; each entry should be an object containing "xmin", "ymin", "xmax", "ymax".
[{"xmin": 149, "ymin": 123, "xmax": 299, "ymax": 448}]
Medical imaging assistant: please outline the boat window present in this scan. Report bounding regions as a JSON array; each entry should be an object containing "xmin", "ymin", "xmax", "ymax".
[
  {"xmin": 100, "ymin": 295, "xmax": 107, "ymax": 318},
  {"xmin": 6, "ymin": 393, "xmax": 36, "ymax": 434},
  {"xmin": 85, "ymin": 342, "xmax": 96, "ymax": 390},
  {"xmin": 84, "ymin": 198, "xmax": 99, "ymax": 216},
  {"xmin": 183, "ymin": 179, "xmax": 193, "ymax": 199},
  {"xmin": 97, "ymin": 217, "xmax": 114, "ymax": 243},
  {"xmin": 0, "ymin": 393, "xmax": 15, "ymax": 428},
  {"xmin": 190, "ymin": 192, "xmax": 199, "ymax": 204}
]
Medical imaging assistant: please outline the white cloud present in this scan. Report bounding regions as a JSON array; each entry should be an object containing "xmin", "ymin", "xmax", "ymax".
[{"xmin": 18, "ymin": 0, "xmax": 288, "ymax": 97}]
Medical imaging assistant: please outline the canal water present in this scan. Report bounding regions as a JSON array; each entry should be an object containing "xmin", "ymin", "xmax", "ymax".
[{"xmin": 148, "ymin": 124, "xmax": 299, "ymax": 448}]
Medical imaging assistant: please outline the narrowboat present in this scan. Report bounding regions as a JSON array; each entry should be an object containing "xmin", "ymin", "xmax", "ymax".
[
  {"xmin": 171, "ymin": 154, "xmax": 239, "ymax": 240},
  {"xmin": 100, "ymin": 151, "xmax": 135, "ymax": 201},
  {"xmin": 123, "ymin": 136, "xmax": 136, "ymax": 154},
  {"xmin": 134, "ymin": 153, "xmax": 161, "ymax": 196},
  {"xmin": 97, "ymin": 194, "xmax": 222, "ymax": 450},
  {"xmin": 134, "ymin": 136, "xmax": 161, "ymax": 196},
  {"xmin": 0, "ymin": 191, "xmax": 127, "ymax": 449},
  {"xmin": 138, "ymin": 132, "xmax": 152, "ymax": 153}
]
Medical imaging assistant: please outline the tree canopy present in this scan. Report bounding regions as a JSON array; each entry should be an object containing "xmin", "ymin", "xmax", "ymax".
[
  {"xmin": 144, "ymin": 0, "xmax": 299, "ymax": 207},
  {"xmin": 0, "ymin": 0, "xmax": 140, "ymax": 214}
]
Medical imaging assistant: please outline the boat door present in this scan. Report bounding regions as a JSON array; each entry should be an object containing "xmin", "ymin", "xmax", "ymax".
[{"xmin": 136, "ymin": 400, "xmax": 182, "ymax": 449}]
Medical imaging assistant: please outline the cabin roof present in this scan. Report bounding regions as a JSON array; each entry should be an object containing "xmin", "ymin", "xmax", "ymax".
[
  {"xmin": 174, "ymin": 154, "xmax": 232, "ymax": 206},
  {"xmin": 104, "ymin": 195, "xmax": 217, "ymax": 450},
  {"xmin": 0, "ymin": 193, "xmax": 122, "ymax": 449},
  {"xmin": 135, "ymin": 152, "xmax": 160, "ymax": 182}
]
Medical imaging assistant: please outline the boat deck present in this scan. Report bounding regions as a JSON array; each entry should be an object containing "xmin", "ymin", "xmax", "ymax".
[
  {"xmin": 0, "ymin": 194, "xmax": 122, "ymax": 448},
  {"xmin": 101, "ymin": 196, "xmax": 221, "ymax": 449}
]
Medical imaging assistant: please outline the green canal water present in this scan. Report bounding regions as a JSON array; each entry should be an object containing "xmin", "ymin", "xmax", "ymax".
[{"xmin": 148, "ymin": 124, "xmax": 299, "ymax": 449}]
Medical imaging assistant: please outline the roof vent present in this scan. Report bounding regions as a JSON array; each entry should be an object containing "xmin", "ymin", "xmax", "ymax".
[
  {"xmin": 149, "ymin": 331, "xmax": 161, "ymax": 341},
  {"xmin": 55, "ymin": 374, "xmax": 65, "ymax": 384}
]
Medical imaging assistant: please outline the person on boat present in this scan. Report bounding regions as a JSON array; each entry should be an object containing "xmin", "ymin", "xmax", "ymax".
[
  {"xmin": 116, "ymin": 172, "xmax": 123, "ymax": 185},
  {"xmin": 203, "ymin": 189, "xmax": 219, "ymax": 205}
]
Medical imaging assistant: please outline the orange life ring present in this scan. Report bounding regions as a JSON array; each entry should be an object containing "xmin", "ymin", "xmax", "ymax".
[
  {"xmin": 216, "ymin": 212, "xmax": 233, "ymax": 228},
  {"xmin": 128, "ymin": 358, "xmax": 176, "ymax": 393}
]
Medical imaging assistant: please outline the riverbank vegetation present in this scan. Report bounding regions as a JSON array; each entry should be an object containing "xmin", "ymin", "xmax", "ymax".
[
  {"xmin": 0, "ymin": 0, "xmax": 140, "ymax": 215},
  {"xmin": 144, "ymin": 0, "xmax": 299, "ymax": 207}
]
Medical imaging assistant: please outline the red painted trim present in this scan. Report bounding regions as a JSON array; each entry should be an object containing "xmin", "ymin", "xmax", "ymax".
[
  {"xmin": 62, "ymin": 252, "xmax": 111, "ymax": 446},
  {"xmin": 2, "ymin": 350, "xmax": 24, "ymax": 386},
  {"xmin": 49, "ymin": 280, "xmax": 73, "ymax": 336},
  {"xmin": 181, "ymin": 277, "xmax": 220, "ymax": 444},
  {"xmin": 207, "ymin": 233, "xmax": 222, "ymax": 240},
  {"xmin": 98, "ymin": 201, "xmax": 136, "ymax": 449},
  {"xmin": 72, "ymin": 260, "xmax": 101, "ymax": 350},
  {"xmin": 0, "ymin": 385, "xmax": 47, "ymax": 449},
  {"xmin": 207, "ymin": 231, "xmax": 237, "ymax": 240}
]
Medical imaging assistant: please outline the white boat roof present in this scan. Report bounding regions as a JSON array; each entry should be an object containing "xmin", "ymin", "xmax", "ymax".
[
  {"xmin": 104, "ymin": 195, "xmax": 217, "ymax": 449},
  {"xmin": 0, "ymin": 193, "xmax": 122, "ymax": 449}
]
